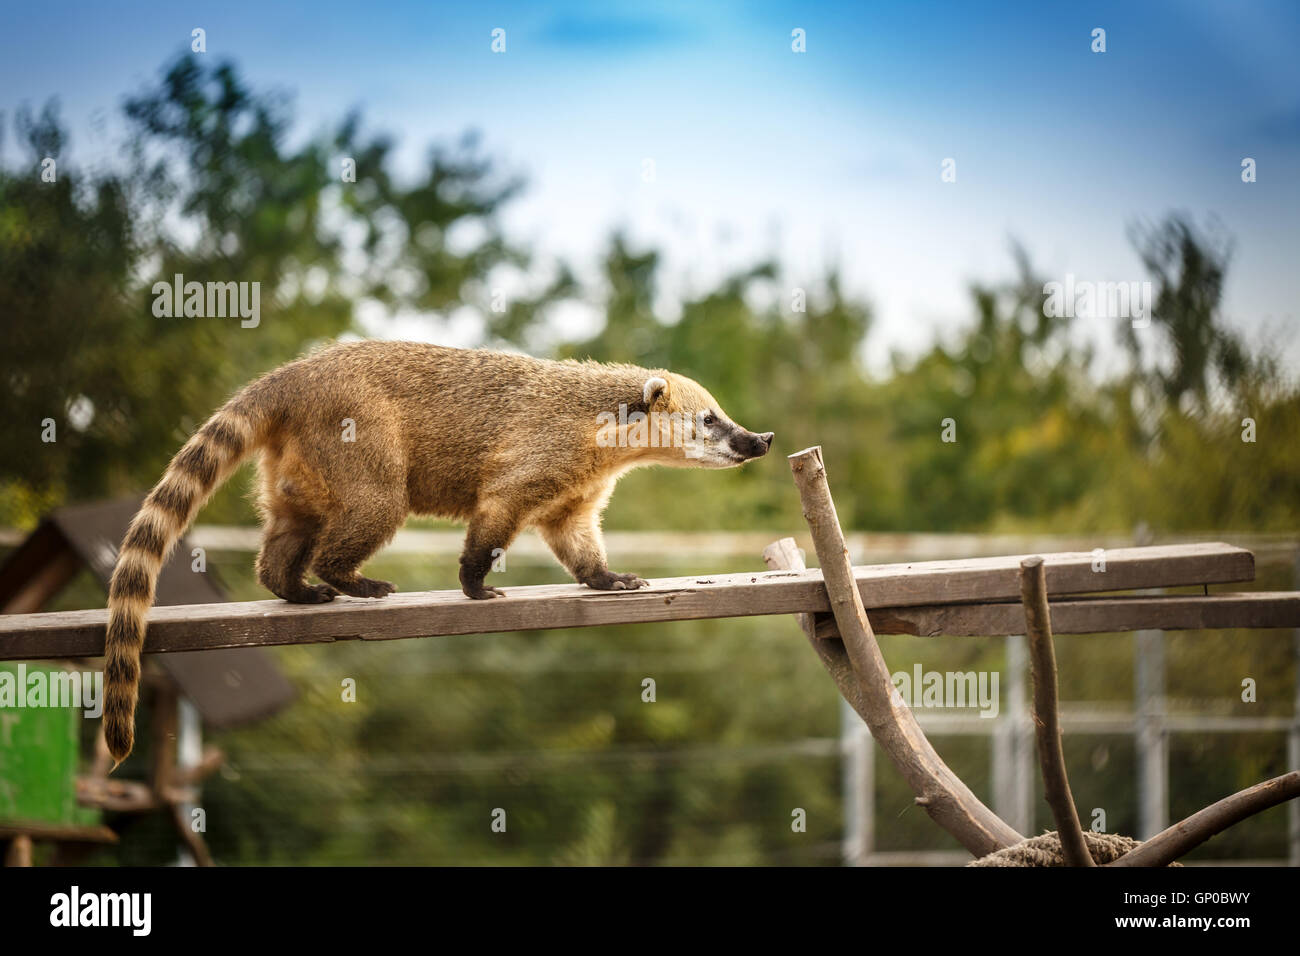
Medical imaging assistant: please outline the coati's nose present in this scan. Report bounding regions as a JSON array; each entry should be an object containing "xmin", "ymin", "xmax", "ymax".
[{"xmin": 758, "ymin": 432, "xmax": 774, "ymax": 453}]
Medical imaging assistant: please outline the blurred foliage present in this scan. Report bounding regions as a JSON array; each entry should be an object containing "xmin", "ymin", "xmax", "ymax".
[
  {"xmin": 2, "ymin": 56, "xmax": 1297, "ymax": 865},
  {"xmin": 1, "ymin": 57, "xmax": 562, "ymax": 522}
]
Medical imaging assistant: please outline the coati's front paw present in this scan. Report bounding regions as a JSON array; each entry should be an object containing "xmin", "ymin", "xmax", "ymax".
[
  {"xmin": 584, "ymin": 570, "xmax": 649, "ymax": 591},
  {"xmin": 464, "ymin": 585, "xmax": 507, "ymax": 600}
]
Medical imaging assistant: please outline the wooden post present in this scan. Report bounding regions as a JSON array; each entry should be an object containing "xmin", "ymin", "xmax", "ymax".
[
  {"xmin": 1135, "ymin": 626, "xmax": 1167, "ymax": 839},
  {"xmin": 1020, "ymin": 557, "xmax": 1094, "ymax": 866},
  {"xmin": 4, "ymin": 835, "xmax": 33, "ymax": 867},
  {"xmin": 150, "ymin": 682, "xmax": 178, "ymax": 795},
  {"xmin": 782, "ymin": 446, "xmax": 1023, "ymax": 857},
  {"xmin": 992, "ymin": 633, "xmax": 1034, "ymax": 835},
  {"xmin": 1290, "ymin": 546, "xmax": 1300, "ymax": 867},
  {"xmin": 170, "ymin": 803, "xmax": 214, "ymax": 868},
  {"xmin": 148, "ymin": 683, "xmax": 215, "ymax": 866},
  {"xmin": 839, "ymin": 696, "xmax": 872, "ymax": 866},
  {"xmin": 173, "ymin": 697, "xmax": 213, "ymax": 867}
]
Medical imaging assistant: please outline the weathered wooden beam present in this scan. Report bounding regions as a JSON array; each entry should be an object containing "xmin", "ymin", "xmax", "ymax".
[
  {"xmin": 862, "ymin": 592, "xmax": 1300, "ymax": 637},
  {"xmin": 0, "ymin": 541, "xmax": 1258, "ymax": 661}
]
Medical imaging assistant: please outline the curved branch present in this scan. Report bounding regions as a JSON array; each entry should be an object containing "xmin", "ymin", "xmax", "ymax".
[
  {"xmin": 1108, "ymin": 771, "xmax": 1300, "ymax": 867},
  {"xmin": 779, "ymin": 446, "xmax": 1024, "ymax": 857}
]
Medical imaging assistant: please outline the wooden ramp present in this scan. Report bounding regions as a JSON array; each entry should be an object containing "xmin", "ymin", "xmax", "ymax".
[{"xmin": 2, "ymin": 542, "xmax": 1296, "ymax": 662}]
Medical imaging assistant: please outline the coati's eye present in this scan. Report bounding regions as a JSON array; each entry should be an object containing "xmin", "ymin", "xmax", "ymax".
[{"xmin": 702, "ymin": 413, "xmax": 715, "ymax": 427}]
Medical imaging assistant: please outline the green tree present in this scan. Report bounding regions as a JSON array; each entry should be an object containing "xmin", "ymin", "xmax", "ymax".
[
  {"xmin": 0, "ymin": 55, "xmax": 556, "ymax": 524},
  {"xmin": 1124, "ymin": 214, "xmax": 1249, "ymax": 410}
]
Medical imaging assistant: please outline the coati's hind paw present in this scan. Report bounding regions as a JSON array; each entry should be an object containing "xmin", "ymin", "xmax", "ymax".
[
  {"xmin": 329, "ymin": 577, "xmax": 397, "ymax": 599},
  {"xmin": 464, "ymin": 585, "xmax": 507, "ymax": 600},
  {"xmin": 585, "ymin": 571, "xmax": 649, "ymax": 591},
  {"xmin": 285, "ymin": 583, "xmax": 339, "ymax": 604}
]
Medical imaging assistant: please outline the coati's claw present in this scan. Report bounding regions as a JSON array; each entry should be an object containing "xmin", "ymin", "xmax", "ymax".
[
  {"xmin": 465, "ymin": 585, "xmax": 507, "ymax": 600},
  {"xmin": 586, "ymin": 571, "xmax": 649, "ymax": 591}
]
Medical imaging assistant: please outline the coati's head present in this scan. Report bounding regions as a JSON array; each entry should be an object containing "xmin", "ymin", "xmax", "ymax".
[{"xmin": 605, "ymin": 371, "xmax": 773, "ymax": 469}]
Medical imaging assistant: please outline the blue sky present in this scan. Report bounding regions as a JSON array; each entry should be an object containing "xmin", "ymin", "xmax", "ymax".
[{"xmin": 3, "ymin": 0, "xmax": 1298, "ymax": 372}]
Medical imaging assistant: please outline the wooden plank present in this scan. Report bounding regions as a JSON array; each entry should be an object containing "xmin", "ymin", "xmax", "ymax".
[
  {"xmin": 0, "ymin": 543, "xmax": 1255, "ymax": 660},
  {"xmin": 849, "ymin": 542, "xmax": 1253, "ymax": 606},
  {"xmin": 858, "ymin": 592, "xmax": 1300, "ymax": 638},
  {"xmin": 184, "ymin": 525, "xmax": 1300, "ymax": 565}
]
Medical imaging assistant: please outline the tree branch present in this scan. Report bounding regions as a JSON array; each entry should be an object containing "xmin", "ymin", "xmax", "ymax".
[
  {"xmin": 779, "ymin": 446, "xmax": 1024, "ymax": 857},
  {"xmin": 1020, "ymin": 556, "xmax": 1094, "ymax": 866},
  {"xmin": 1109, "ymin": 771, "xmax": 1300, "ymax": 867}
]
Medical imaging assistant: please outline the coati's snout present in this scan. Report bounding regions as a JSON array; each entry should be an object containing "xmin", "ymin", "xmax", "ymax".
[
  {"xmin": 690, "ymin": 421, "xmax": 773, "ymax": 468},
  {"xmin": 734, "ymin": 429, "xmax": 775, "ymax": 460}
]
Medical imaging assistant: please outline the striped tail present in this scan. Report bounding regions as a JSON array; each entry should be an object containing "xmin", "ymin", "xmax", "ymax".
[{"xmin": 104, "ymin": 400, "xmax": 263, "ymax": 768}]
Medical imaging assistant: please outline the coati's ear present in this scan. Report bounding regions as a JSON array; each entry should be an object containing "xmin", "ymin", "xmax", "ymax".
[{"xmin": 642, "ymin": 376, "xmax": 669, "ymax": 408}]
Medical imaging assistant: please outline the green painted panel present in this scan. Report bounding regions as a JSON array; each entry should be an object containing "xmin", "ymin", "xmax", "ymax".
[{"xmin": 0, "ymin": 664, "xmax": 99, "ymax": 826}]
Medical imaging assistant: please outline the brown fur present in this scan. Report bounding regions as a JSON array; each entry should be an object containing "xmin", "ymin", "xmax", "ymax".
[{"xmin": 103, "ymin": 341, "xmax": 772, "ymax": 763}]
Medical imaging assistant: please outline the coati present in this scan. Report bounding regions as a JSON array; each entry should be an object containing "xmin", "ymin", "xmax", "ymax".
[{"xmin": 104, "ymin": 340, "xmax": 773, "ymax": 763}]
